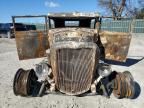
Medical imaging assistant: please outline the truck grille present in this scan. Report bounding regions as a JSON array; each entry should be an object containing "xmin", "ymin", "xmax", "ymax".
[{"xmin": 56, "ymin": 48, "xmax": 95, "ymax": 95}]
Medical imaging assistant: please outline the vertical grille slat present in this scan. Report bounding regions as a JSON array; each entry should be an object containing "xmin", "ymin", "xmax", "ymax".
[{"xmin": 56, "ymin": 48, "xmax": 96, "ymax": 95}]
